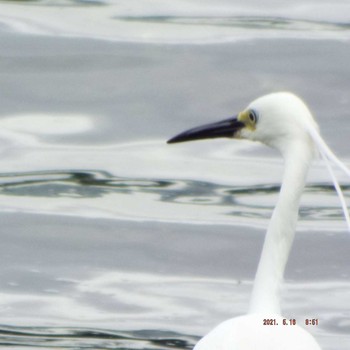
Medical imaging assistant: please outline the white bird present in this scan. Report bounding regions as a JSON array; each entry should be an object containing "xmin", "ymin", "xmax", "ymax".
[{"xmin": 167, "ymin": 92, "xmax": 350, "ymax": 350}]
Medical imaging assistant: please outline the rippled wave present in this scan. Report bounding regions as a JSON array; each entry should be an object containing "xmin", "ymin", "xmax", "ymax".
[
  {"xmin": 1, "ymin": 278, "xmax": 349, "ymax": 349},
  {"xmin": 0, "ymin": 170, "xmax": 348, "ymax": 230},
  {"xmin": 118, "ymin": 15, "xmax": 350, "ymax": 33},
  {"xmin": 1, "ymin": 1, "xmax": 350, "ymax": 43},
  {"xmin": 0, "ymin": 326, "xmax": 196, "ymax": 349}
]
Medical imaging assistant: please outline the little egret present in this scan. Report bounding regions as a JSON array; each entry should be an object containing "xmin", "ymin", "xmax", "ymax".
[{"xmin": 167, "ymin": 92, "xmax": 350, "ymax": 350}]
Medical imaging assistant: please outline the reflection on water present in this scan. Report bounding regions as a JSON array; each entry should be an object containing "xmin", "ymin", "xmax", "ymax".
[
  {"xmin": 0, "ymin": 268, "xmax": 349, "ymax": 349},
  {"xmin": 0, "ymin": 170, "xmax": 348, "ymax": 231},
  {"xmin": 2, "ymin": 1, "xmax": 350, "ymax": 43},
  {"xmin": 0, "ymin": 170, "xmax": 172, "ymax": 199},
  {"xmin": 0, "ymin": 326, "xmax": 196, "ymax": 349},
  {"xmin": 118, "ymin": 15, "xmax": 350, "ymax": 33}
]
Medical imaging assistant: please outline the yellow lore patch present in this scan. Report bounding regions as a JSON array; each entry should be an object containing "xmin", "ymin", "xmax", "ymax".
[{"xmin": 238, "ymin": 110, "xmax": 257, "ymax": 131}]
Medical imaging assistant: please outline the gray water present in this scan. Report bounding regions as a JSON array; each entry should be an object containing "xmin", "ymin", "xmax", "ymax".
[{"xmin": 0, "ymin": 1, "xmax": 350, "ymax": 349}]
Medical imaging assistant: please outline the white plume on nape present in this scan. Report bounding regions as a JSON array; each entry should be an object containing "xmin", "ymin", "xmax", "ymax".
[{"xmin": 305, "ymin": 123, "xmax": 350, "ymax": 231}]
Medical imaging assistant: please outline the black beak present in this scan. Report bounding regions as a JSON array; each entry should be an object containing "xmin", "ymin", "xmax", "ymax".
[{"xmin": 167, "ymin": 116, "xmax": 245, "ymax": 144}]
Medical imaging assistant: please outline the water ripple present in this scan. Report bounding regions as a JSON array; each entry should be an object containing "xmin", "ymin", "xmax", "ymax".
[
  {"xmin": 118, "ymin": 15, "xmax": 350, "ymax": 33},
  {"xmin": 0, "ymin": 170, "xmax": 348, "ymax": 231},
  {"xmin": 1, "ymin": 2, "xmax": 350, "ymax": 43},
  {"xmin": 0, "ymin": 326, "xmax": 196, "ymax": 349}
]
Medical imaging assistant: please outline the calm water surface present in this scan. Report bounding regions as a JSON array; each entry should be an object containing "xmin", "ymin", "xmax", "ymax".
[{"xmin": 0, "ymin": 0, "xmax": 350, "ymax": 349}]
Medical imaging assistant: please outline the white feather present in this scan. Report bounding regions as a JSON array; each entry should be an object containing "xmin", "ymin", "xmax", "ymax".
[{"xmin": 305, "ymin": 123, "xmax": 350, "ymax": 231}]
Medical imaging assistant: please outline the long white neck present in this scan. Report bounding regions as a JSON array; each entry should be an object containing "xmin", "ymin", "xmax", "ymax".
[{"xmin": 249, "ymin": 140, "xmax": 314, "ymax": 315}]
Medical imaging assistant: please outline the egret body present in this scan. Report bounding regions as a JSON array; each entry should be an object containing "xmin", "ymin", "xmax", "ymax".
[{"xmin": 167, "ymin": 92, "xmax": 350, "ymax": 349}]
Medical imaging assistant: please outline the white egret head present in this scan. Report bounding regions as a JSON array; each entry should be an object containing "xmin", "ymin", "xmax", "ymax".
[
  {"xmin": 240, "ymin": 92, "xmax": 319, "ymax": 152},
  {"xmin": 168, "ymin": 91, "xmax": 350, "ymax": 230},
  {"xmin": 167, "ymin": 92, "xmax": 319, "ymax": 157}
]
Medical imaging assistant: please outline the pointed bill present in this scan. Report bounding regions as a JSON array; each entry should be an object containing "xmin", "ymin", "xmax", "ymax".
[{"xmin": 167, "ymin": 116, "xmax": 245, "ymax": 144}]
